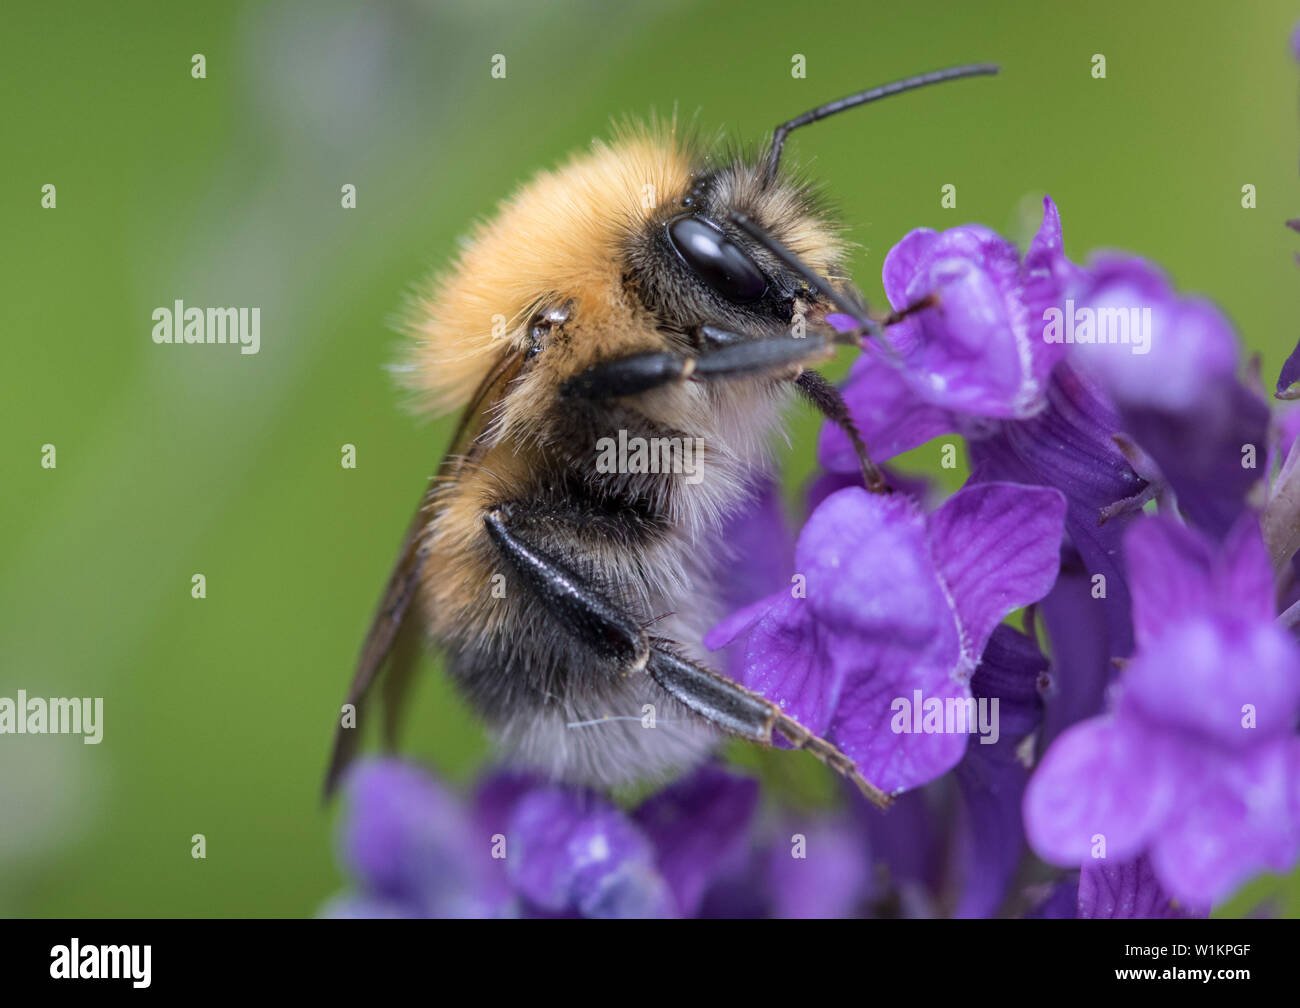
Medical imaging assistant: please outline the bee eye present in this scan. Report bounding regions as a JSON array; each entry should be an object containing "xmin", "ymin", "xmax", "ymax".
[{"xmin": 667, "ymin": 215, "xmax": 768, "ymax": 303}]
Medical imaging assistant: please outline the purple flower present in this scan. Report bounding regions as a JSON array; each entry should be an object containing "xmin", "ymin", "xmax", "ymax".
[
  {"xmin": 950, "ymin": 625, "xmax": 1047, "ymax": 917},
  {"xmin": 970, "ymin": 364, "xmax": 1145, "ymax": 658},
  {"xmin": 819, "ymin": 196, "xmax": 1076, "ymax": 471},
  {"xmin": 631, "ymin": 765, "xmax": 759, "ymax": 917},
  {"xmin": 1077, "ymin": 855, "xmax": 1206, "ymax": 919},
  {"xmin": 327, "ymin": 759, "xmax": 513, "ymax": 918},
  {"xmin": 830, "ymin": 624, "xmax": 1049, "ymax": 918},
  {"xmin": 506, "ymin": 787, "xmax": 669, "ymax": 917},
  {"xmin": 1024, "ymin": 515, "xmax": 1300, "ymax": 905},
  {"xmin": 762, "ymin": 815, "xmax": 874, "ymax": 918},
  {"xmin": 715, "ymin": 477, "xmax": 794, "ymax": 614},
  {"xmin": 1024, "ymin": 854, "xmax": 1208, "ymax": 918},
  {"xmin": 822, "ymin": 197, "xmax": 1145, "ymax": 685},
  {"xmin": 326, "ymin": 760, "xmax": 760, "ymax": 919},
  {"xmin": 689, "ymin": 803, "xmax": 881, "ymax": 918},
  {"xmin": 1063, "ymin": 256, "xmax": 1268, "ymax": 539},
  {"xmin": 1024, "ymin": 878, "xmax": 1081, "ymax": 919},
  {"xmin": 1035, "ymin": 545, "xmax": 1119, "ymax": 748},
  {"xmin": 1063, "ymin": 257, "xmax": 1237, "ymax": 411},
  {"xmin": 706, "ymin": 481, "xmax": 1065, "ymax": 795},
  {"xmin": 849, "ymin": 783, "xmax": 944, "ymax": 912}
]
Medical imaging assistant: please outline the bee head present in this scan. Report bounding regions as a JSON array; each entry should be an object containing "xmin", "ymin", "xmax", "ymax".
[
  {"xmin": 621, "ymin": 156, "xmax": 851, "ymax": 355},
  {"xmin": 623, "ymin": 61, "xmax": 1001, "ymax": 354},
  {"xmin": 405, "ymin": 65, "xmax": 996, "ymax": 417}
]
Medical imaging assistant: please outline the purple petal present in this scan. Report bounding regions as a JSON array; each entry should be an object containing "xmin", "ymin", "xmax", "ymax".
[
  {"xmin": 953, "ymin": 759, "xmax": 1030, "ymax": 918},
  {"xmin": 470, "ymin": 770, "xmax": 543, "ymax": 910},
  {"xmin": 1020, "ymin": 197, "xmax": 1082, "ymax": 327},
  {"xmin": 969, "ymin": 624, "xmax": 1048, "ymax": 742},
  {"xmin": 720, "ymin": 591, "xmax": 839, "ymax": 738},
  {"xmin": 1066, "ymin": 256, "xmax": 1266, "ymax": 539},
  {"xmin": 820, "ymin": 351, "xmax": 953, "ymax": 471},
  {"xmin": 828, "ymin": 656, "xmax": 971, "ymax": 795},
  {"xmin": 1122, "ymin": 618, "xmax": 1300, "ymax": 748},
  {"xmin": 1148, "ymin": 738, "xmax": 1300, "ymax": 906},
  {"xmin": 1067, "ymin": 257, "xmax": 1239, "ymax": 412},
  {"xmin": 765, "ymin": 817, "xmax": 873, "ymax": 918},
  {"xmin": 950, "ymin": 626, "xmax": 1047, "ymax": 918},
  {"xmin": 718, "ymin": 488, "xmax": 958, "ymax": 755},
  {"xmin": 472, "ymin": 770, "xmax": 541, "ymax": 834},
  {"xmin": 890, "ymin": 227, "xmax": 1045, "ymax": 417},
  {"xmin": 703, "ymin": 588, "xmax": 783, "ymax": 652},
  {"xmin": 850, "ymin": 784, "xmax": 945, "ymax": 896},
  {"xmin": 881, "ymin": 227, "xmax": 937, "ymax": 307},
  {"xmin": 1023, "ymin": 713, "xmax": 1176, "ymax": 865},
  {"xmin": 1274, "ymin": 402, "xmax": 1300, "ymax": 468},
  {"xmin": 969, "ymin": 363, "xmax": 1144, "ymax": 658},
  {"xmin": 881, "ymin": 201, "xmax": 1076, "ymax": 420},
  {"xmin": 508, "ymin": 786, "xmax": 673, "ymax": 918},
  {"xmin": 716, "ymin": 477, "xmax": 795, "ymax": 613},
  {"xmin": 340, "ymin": 759, "xmax": 496, "ymax": 918},
  {"xmin": 792, "ymin": 488, "xmax": 970, "ymax": 791},
  {"xmin": 708, "ymin": 480, "xmax": 799, "ymax": 684},
  {"xmin": 1122, "ymin": 516, "xmax": 1216, "ymax": 648},
  {"xmin": 828, "ymin": 200, "xmax": 1077, "ymax": 471},
  {"xmin": 926, "ymin": 482, "xmax": 1067, "ymax": 662},
  {"xmin": 1122, "ymin": 383, "xmax": 1268, "ymax": 540},
  {"xmin": 632, "ymin": 766, "xmax": 760, "ymax": 917},
  {"xmin": 796, "ymin": 488, "xmax": 950, "ymax": 653},
  {"xmin": 1078, "ymin": 854, "xmax": 1207, "ymax": 918},
  {"xmin": 1037, "ymin": 558, "xmax": 1118, "ymax": 746},
  {"xmin": 1214, "ymin": 514, "xmax": 1276, "ymax": 621}
]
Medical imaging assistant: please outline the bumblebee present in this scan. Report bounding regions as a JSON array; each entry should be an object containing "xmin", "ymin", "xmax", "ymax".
[{"xmin": 326, "ymin": 65, "xmax": 998, "ymax": 806}]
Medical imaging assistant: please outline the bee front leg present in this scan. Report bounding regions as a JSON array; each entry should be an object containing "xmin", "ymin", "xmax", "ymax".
[
  {"xmin": 794, "ymin": 369, "xmax": 890, "ymax": 494},
  {"xmin": 559, "ymin": 327, "xmax": 835, "ymax": 401},
  {"xmin": 482, "ymin": 506, "xmax": 891, "ymax": 810}
]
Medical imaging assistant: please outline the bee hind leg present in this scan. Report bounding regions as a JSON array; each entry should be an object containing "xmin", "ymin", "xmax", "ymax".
[
  {"xmin": 482, "ymin": 505, "xmax": 890, "ymax": 808},
  {"xmin": 482, "ymin": 506, "xmax": 650, "ymax": 671},
  {"xmin": 646, "ymin": 643, "xmax": 892, "ymax": 810}
]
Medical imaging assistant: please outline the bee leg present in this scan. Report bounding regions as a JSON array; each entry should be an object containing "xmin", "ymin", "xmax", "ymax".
[
  {"xmin": 560, "ymin": 328, "xmax": 835, "ymax": 401},
  {"xmin": 482, "ymin": 508, "xmax": 650, "ymax": 670},
  {"xmin": 560, "ymin": 351, "xmax": 695, "ymax": 399},
  {"xmin": 879, "ymin": 292, "xmax": 939, "ymax": 327},
  {"xmin": 483, "ymin": 506, "xmax": 891, "ymax": 809},
  {"xmin": 646, "ymin": 642, "xmax": 892, "ymax": 809},
  {"xmin": 689, "ymin": 326, "xmax": 835, "ymax": 378},
  {"xmin": 794, "ymin": 369, "xmax": 891, "ymax": 494}
]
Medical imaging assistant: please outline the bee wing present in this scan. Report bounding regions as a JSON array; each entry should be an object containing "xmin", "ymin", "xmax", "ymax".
[
  {"xmin": 323, "ymin": 345, "xmax": 525, "ymax": 799},
  {"xmin": 322, "ymin": 499, "xmax": 431, "ymax": 798}
]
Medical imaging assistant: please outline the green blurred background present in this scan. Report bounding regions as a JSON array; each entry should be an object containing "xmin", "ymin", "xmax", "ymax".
[{"xmin": 2, "ymin": 0, "xmax": 1298, "ymax": 917}]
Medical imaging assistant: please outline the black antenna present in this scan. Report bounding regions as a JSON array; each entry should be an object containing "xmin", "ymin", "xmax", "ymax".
[
  {"xmin": 763, "ymin": 62, "xmax": 999, "ymax": 183},
  {"xmin": 729, "ymin": 212, "xmax": 892, "ymax": 355}
]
